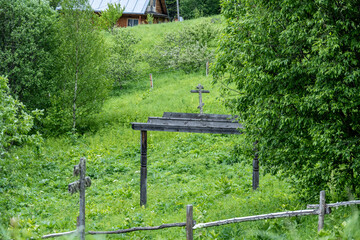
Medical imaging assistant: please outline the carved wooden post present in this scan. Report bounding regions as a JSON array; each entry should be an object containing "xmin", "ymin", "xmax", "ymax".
[
  {"xmin": 186, "ymin": 205, "xmax": 194, "ymax": 240},
  {"xmin": 79, "ymin": 157, "xmax": 86, "ymax": 240},
  {"xmin": 252, "ymin": 141, "xmax": 259, "ymax": 190},
  {"xmin": 140, "ymin": 130, "xmax": 148, "ymax": 207},
  {"xmin": 318, "ymin": 190, "xmax": 326, "ymax": 232}
]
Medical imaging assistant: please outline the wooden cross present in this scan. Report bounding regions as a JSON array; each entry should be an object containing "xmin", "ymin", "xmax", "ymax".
[
  {"xmin": 68, "ymin": 157, "xmax": 91, "ymax": 240},
  {"xmin": 190, "ymin": 84, "xmax": 210, "ymax": 114}
]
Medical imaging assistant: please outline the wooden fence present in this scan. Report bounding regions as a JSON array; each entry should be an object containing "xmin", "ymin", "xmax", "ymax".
[{"xmin": 42, "ymin": 190, "xmax": 360, "ymax": 239}]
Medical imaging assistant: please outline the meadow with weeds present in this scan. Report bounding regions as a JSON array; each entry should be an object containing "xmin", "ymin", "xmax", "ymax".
[{"xmin": 1, "ymin": 15, "xmax": 359, "ymax": 240}]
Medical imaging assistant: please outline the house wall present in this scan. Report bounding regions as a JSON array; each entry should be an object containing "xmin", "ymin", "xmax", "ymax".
[
  {"xmin": 117, "ymin": 14, "xmax": 145, "ymax": 27},
  {"xmin": 117, "ymin": 14, "xmax": 168, "ymax": 27}
]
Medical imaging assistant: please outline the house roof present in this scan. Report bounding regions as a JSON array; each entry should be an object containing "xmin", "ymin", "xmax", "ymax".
[{"xmin": 89, "ymin": 0, "xmax": 150, "ymax": 14}]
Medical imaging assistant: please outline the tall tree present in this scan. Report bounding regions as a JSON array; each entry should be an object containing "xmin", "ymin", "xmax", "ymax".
[
  {"xmin": 47, "ymin": 0, "xmax": 111, "ymax": 134},
  {"xmin": 214, "ymin": 0, "xmax": 360, "ymax": 200},
  {"xmin": 0, "ymin": 0, "xmax": 57, "ymax": 110}
]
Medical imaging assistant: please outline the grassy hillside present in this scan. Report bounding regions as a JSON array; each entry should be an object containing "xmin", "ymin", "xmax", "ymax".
[{"xmin": 1, "ymin": 17, "xmax": 358, "ymax": 240}]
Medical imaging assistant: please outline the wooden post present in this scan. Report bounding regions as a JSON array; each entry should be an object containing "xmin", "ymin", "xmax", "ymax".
[
  {"xmin": 186, "ymin": 205, "xmax": 193, "ymax": 240},
  {"xmin": 206, "ymin": 61, "xmax": 209, "ymax": 76},
  {"xmin": 318, "ymin": 190, "xmax": 326, "ymax": 232},
  {"xmin": 150, "ymin": 74, "xmax": 153, "ymax": 88},
  {"xmin": 252, "ymin": 141, "xmax": 259, "ymax": 190},
  {"xmin": 79, "ymin": 157, "xmax": 86, "ymax": 240},
  {"xmin": 140, "ymin": 131, "xmax": 148, "ymax": 207}
]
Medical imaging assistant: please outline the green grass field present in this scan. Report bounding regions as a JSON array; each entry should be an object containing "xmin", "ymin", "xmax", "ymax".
[{"xmin": 1, "ymin": 17, "xmax": 358, "ymax": 240}]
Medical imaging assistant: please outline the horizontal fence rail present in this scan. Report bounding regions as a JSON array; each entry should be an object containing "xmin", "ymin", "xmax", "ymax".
[
  {"xmin": 193, "ymin": 209, "xmax": 318, "ymax": 229},
  {"xmin": 307, "ymin": 200, "xmax": 360, "ymax": 209},
  {"xmin": 42, "ymin": 191, "xmax": 360, "ymax": 239},
  {"xmin": 42, "ymin": 230, "xmax": 77, "ymax": 239},
  {"xmin": 88, "ymin": 222, "xmax": 189, "ymax": 235}
]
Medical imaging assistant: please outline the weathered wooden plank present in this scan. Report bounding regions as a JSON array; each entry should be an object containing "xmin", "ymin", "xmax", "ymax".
[
  {"xmin": 88, "ymin": 222, "xmax": 187, "ymax": 235},
  {"xmin": 162, "ymin": 112, "xmax": 236, "ymax": 120},
  {"xmin": 307, "ymin": 200, "xmax": 360, "ymax": 209},
  {"xmin": 132, "ymin": 123, "xmax": 242, "ymax": 134},
  {"xmin": 148, "ymin": 117, "xmax": 238, "ymax": 123},
  {"xmin": 193, "ymin": 209, "xmax": 319, "ymax": 229},
  {"xmin": 146, "ymin": 118, "xmax": 242, "ymax": 129}
]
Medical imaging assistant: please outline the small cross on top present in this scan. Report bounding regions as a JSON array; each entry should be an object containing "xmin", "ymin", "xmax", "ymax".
[{"xmin": 190, "ymin": 84, "xmax": 210, "ymax": 114}]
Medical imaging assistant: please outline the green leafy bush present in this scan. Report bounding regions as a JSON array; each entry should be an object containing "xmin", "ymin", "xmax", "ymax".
[
  {"xmin": 107, "ymin": 28, "xmax": 140, "ymax": 89},
  {"xmin": 0, "ymin": 0, "xmax": 56, "ymax": 111},
  {"xmin": 148, "ymin": 20, "xmax": 218, "ymax": 73},
  {"xmin": 96, "ymin": 3, "xmax": 124, "ymax": 32},
  {"xmin": 0, "ymin": 76, "xmax": 42, "ymax": 157}
]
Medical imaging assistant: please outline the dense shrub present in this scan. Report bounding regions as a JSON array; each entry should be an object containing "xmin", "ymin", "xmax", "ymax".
[
  {"xmin": 148, "ymin": 20, "xmax": 218, "ymax": 73},
  {"xmin": 0, "ymin": 0, "xmax": 57, "ymax": 110},
  {"xmin": 107, "ymin": 28, "xmax": 140, "ymax": 89},
  {"xmin": 0, "ymin": 76, "xmax": 41, "ymax": 157}
]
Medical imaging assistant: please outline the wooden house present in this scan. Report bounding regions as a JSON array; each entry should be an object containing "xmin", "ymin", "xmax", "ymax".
[{"xmin": 90, "ymin": 0, "xmax": 169, "ymax": 27}]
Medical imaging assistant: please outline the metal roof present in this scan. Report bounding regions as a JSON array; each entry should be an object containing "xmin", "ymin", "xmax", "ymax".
[{"xmin": 89, "ymin": 0, "xmax": 150, "ymax": 14}]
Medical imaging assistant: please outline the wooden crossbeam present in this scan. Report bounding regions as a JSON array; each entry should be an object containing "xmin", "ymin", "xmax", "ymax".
[{"xmin": 132, "ymin": 123, "xmax": 242, "ymax": 134}]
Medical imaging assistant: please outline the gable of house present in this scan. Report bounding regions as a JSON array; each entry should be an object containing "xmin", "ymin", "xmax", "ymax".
[{"xmin": 90, "ymin": 0, "xmax": 168, "ymax": 27}]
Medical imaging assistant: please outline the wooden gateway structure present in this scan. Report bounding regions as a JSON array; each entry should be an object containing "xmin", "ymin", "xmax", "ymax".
[{"xmin": 132, "ymin": 112, "xmax": 260, "ymax": 207}]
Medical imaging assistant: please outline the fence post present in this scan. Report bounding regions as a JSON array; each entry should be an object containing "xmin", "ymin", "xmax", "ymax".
[
  {"xmin": 318, "ymin": 190, "xmax": 326, "ymax": 232},
  {"xmin": 206, "ymin": 61, "xmax": 209, "ymax": 76},
  {"xmin": 252, "ymin": 141, "xmax": 259, "ymax": 190},
  {"xmin": 186, "ymin": 205, "xmax": 193, "ymax": 240},
  {"xmin": 149, "ymin": 73, "xmax": 153, "ymax": 88},
  {"xmin": 79, "ymin": 157, "xmax": 86, "ymax": 240},
  {"xmin": 140, "ymin": 131, "xmax": 148, "ymax": 207}
]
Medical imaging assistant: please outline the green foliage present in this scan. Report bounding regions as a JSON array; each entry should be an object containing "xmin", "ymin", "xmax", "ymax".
[
  {"xmin": 146, "ymin": 13, "xmax": 154, "ymax": 24},
  {"xmin": 96, "ymin": 3, "xmax": 124, "ymax": 32},
  {"xmin": 165, "ymin": 0, "xmax": 178, "ymax": 21},
  {"xmin": 49, "ymin": 0, "xmax": 61, "ymax": 9},
  {"xmin": 180, "ymin": 0, "xmax": 221, "ymax": 20},
  {"xmin": 214, "ymin": 0, "xmax": 360, "ymax": 200},
  {"xmin": 107, "ymin": 28, "xmax": 140, "ymax": 89},
  {"xmin": 148, "ymin": 20, "xmax": 218, "ymax": 73},
  {"xmin": 0, "ymin": 76, "xmax": 42, "ymax": 157},
  {"xmin": 45, "ymin": 0, "xmax": 112, "ymax": 135},
  {"xmin": 0, "ymin": 0, "xmax": 57, "ymax": 110}
]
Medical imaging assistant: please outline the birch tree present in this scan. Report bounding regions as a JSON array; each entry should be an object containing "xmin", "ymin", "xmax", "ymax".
[{"xmin": 47, "ymin": 0, "xmax": 111, "ymax": 134}]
